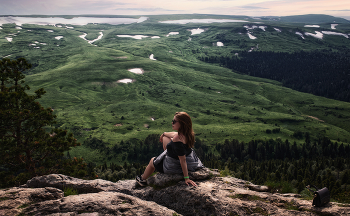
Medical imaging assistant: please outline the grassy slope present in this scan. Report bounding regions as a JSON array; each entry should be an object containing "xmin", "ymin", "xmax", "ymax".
[{"xmin": 1, "ymin": 15, "xmax": 350, "ymax": 164}]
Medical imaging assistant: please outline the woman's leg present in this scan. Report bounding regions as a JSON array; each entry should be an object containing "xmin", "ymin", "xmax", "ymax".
[
  {"xmin": 142, "ymin": 157, "xmax": 156, "ymax": 180},
  {"xmin": 162, "ymin": 136, "xmax": 171, "ymax": 151}
]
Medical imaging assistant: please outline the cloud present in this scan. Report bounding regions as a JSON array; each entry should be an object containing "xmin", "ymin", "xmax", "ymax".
[
  {"xmin": 240, "ymin": 6, "xmax": 268, "ymax": 9},
  {"xmin": 327, "ymin": 9, "xmax": 350, "ymax": 11},
  {"xmin": 117, "ymin": 8, "xmax": 180, "ymax": 12}
]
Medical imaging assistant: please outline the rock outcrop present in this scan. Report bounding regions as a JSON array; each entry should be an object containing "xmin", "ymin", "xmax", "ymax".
[{"xmin": 1, "ymin": 169, "xmax": 349, "ymax": 215}]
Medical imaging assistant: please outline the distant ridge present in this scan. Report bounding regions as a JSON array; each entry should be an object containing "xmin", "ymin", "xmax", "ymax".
[{"xmin": 259, "ymin": 14, "xmax": 350, "ymax": 24}]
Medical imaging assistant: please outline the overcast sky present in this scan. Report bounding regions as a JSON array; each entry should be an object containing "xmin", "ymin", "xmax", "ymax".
[{"xmin": 1, "ymin": 0, "xmax": 349, "ymax": 20}]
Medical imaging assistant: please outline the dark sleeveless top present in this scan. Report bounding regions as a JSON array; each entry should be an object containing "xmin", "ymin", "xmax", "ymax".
[{"xmin": 166, "ymin": 140, "xmax": 192, "ymax": 160}]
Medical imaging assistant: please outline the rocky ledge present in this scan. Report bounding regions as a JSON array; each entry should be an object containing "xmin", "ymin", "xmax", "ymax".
[{"xmin": 1, "ymin": 168, "xmax": 349, "ymax": 215}]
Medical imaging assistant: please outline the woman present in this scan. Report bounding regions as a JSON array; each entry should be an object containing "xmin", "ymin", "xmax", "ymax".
[{"xmin": 136, "ymin": 112, "xmax": 203, "ymax": 187}]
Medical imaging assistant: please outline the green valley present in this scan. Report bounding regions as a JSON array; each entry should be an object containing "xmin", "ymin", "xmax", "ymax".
[{"xmin": 1, "ymin": 14, "xmax": 350, "ymax": 166}]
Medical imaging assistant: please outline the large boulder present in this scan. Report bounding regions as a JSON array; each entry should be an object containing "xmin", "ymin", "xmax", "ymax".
[
  {"xmin": 26, "ymin": 191, "xmax": 179, "ymax": 216},
  {"xmin": 0, "ymin": 187, "xmax": 63, "ymax": 216},
  {"xmin": 25, "ymin": 174, "xmax": 125, "ymax": 194}
]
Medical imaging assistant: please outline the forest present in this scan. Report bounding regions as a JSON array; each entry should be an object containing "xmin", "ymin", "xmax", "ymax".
[{"xmin": 200, "ymin": 50, "xmax": 350, "ymax": 102}]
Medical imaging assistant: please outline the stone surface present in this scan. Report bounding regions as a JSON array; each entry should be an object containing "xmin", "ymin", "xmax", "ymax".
[
  {"xmin": 0, "ymin": 187, "xmax": 63, "ymax": 216},
  {"xmin": 26, "ymin": 192, "xmax": 178, "ymax": 216},
  {"xmin": 1, "ymin": 173, "xmax": 349, "ymax": 216},
  {"xmin": 146, "ymin": 167, "xmax": 220, "ymax": 187}
]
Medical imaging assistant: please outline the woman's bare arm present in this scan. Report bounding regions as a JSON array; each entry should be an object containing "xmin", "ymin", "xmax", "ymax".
[
  {"xmin": 159, "ymin": 132, "xmax": 178, "ymax": 143},
  {"xmin": 163, "ymin": 132, "xmax": 178, "ymax": 138},
  {"xmin": 179, "ymin": 155, "xmax": 197, "ymax": 187}
]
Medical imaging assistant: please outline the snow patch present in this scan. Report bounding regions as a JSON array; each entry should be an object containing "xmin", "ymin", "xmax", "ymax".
[
  {"xmin": 274, "ymin": 28, "xmax": 281, "ymax": 32},
  {"xmin": 80, "ymin": 32, "xmax": 103, "ymax": 44},
  {"xmin": 159, "ymin": 19, "xmax": 248, "ymax": 24},
  {"xmin": 66, "ymin": 26, "xmax": 74, "ymax": 29},
  {"xmin": 117, "ymin": 35, "xmax": 148, "ymax": 39},
  {"xmin": 117, "ymin": 79, "xmax": 134, "ymax": 83},
  {"xmin": 5, "ymin": 37, "xmax": 12, "ymax": 42},
  {"xmin": 305, "ymin": 31, "xmax": 323, "ymax": 39},
  {"xmin": 259, "ymin": 26, "xmax": 267, "ymax": 31},
  {"xmin": 217, "ymin": 42, "xmax": 224, "ymax": 46},
  {"xmin": 304, "ymin": 25, "xmax": 320, "ymax": 28},
  {"xmin": 322, "ymin": 31, "xmax": 349, "ymax": 38},
  {"xmin": 15, "ymin": 26, "xmax": 22, "ymax": 29},
  {"xmin": 244, "ymin": 25, "xmax": 258, "ymax": 30},
  {"xmin": 48, "ymin": 30, "xmax": 54, "ymax": 32},
  {"xmin": 247, "ymin": 33, "xmax": 257, "ymax": 39},
  {"xmin": 55, "ymin": 36, "xmax": 63, "ymax": 40},
  {"xmin": 295, "ymin": 32, "xmax": 305, "ymax": 39},
  {"xmin": 189, "ymin": 28, "xmax": 204, "ymax": 35},
  {"xmin": 331, "ymin": 24, "xmax": 338, "ymax": 29},
  {"xmin": 149, "ymin": 54, "xmax": 156, "ymax": 60},
  {"xmin": 166, "ymin": 32, "xmax": 179, "ymax": 37},
  {"xmin": 128, "ymin": 68, "xmax": 144, "ymax": 74},
  {"xmin": 188, "ymin": 37, "xmax": 192, "ymax": 41},
  {"xmin": 151, "ymin": 36, "xmax": 160, "ymax": 39}
]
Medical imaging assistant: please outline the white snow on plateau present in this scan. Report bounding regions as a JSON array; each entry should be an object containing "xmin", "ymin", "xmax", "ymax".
[
  {"xmin": 159, "ymin": 19, "xmax": 248, "ymax": 24},
  {"xmin": 117, "ymin": 79, "xmax": 133, "ymax": 83},
  {"xmin": 56, "ymin": 25, "xmax": 62, "ymax": 28},
  {"xmin": 117, "ymin": 35, "xmax": 148, "ymax": 39},
  {"xmin": 322, "ymin": 31, "xmax": 349, "ymax": 38},
  {"xmin": 80, "ymin": 32, "xmax": 103, "ymax": 44},
  {"xmin": 305, "ymin": 31, "xmax": 323, "ymax": 39},
  {"xmin": 259, "ymin": 26, "xmax": 267, "ymax": 31},
  {"xmin": 66, "ymin": 26, "xmax": 74, "ymax": 29},
  {"xmin": 274, "ymin": 28, "xmax": 281, "ymax": 32},
  {"xmin": 166, "ymin": 32, "xmax": 179, "ymax": 37},
  {"xmin": 331, "ymin": 24, "xmax": 338, "ymax": 29},
  {"xmin": 149, "ymin": 54, "xmax": 156, "ymax": 60},
  {"xmin": 189, "ymin": 28, "xmax": 204, "ymax": 35},
  {"xmin": 295, "ymin": 32, "xmax": 305, "ymax": 39},
  {"xmin": 5, "ymin": 37, "xmax": 12, "ymax": 42},
  {"xmin": 217, "ymin": 42, "xmax": 224, "ymax": 46},
  {"xmin": 47, "ymin": 30, "xmax": 54, "ymax": 32},
  {"xmin": 128, "ymin": 68, "xmax": 144, "ymax": 74},
  {"xmin": 247, "ymin": 33, "xmax": 257, "ymax": 39},
  {"xmin": 15, "ymin": 26, "xmax": 22, "ymax": 29},
  {"xmin": 244, "ymin": 25, "xmax": 258, "ymax": 30},
  {"xmin": 55, "ymin": 36, "xmax": 63, "ymax": 40},
  {"xmin": 304, "ymin": 25, "xmax": 320, "ymax": 28},
  {"xmin": 151, "ymin": 36, "xmax": 160, "ymax": 39}
]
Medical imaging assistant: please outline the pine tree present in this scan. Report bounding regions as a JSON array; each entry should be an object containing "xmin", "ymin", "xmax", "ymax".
[{"xmin": 0, "ymin": 58, "xmax": 87, "ymax": 187}]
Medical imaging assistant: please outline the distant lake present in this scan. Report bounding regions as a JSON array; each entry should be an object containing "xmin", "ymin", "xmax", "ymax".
[
  {"xmin": 0, "ymin": 16, "xmax": 148, "ymax": 26},
  {"xmin": 159, "ymin": 19, "xmax": 248, "ymax": 24}
]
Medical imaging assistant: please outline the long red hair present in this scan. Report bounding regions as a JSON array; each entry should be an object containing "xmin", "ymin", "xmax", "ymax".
[{"xmin": 175, "ymin": 112, "xmax": 195, "ymax": 148}]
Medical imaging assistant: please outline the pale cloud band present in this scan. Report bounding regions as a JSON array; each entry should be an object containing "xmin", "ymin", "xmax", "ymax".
[{"xmin": 0, "ymin": 0, "xmax": 349, "ymax": 19}]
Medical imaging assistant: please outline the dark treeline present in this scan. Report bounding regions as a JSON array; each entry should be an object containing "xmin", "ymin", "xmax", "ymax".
[
  {"xmin": 198, "ymin": 137, "xmax": 350, "ymax": 202},
  {"xmin": 83, "ymin": 134, "xmax": 163, "ymax": 164},
  {"xmin": 200, "ymin": 50, "xmax": 350, "ymax": 102}
]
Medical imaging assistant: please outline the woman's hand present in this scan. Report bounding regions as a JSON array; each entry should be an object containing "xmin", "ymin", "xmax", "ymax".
[
  {"xmin": 185, "ymin": 178, "xmax": 197, "ymax": 187},
  {"xmin": 159, "ymin": 133, "xmax": 164, "ymax": 143}
]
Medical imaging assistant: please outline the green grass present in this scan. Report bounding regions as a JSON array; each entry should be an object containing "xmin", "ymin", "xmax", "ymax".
[
  {"xmin": 63, "ymin": 186, "xmax": 78, "ymax": 197},
  {"xmin": 1, "ymin": 14, "xmax": 350, "ymax": 165}
]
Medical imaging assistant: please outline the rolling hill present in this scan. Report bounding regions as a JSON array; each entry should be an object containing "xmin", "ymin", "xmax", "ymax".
[{"xmin": 1, "ymin": 14, "xmax": 349, "ymax": 165}]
